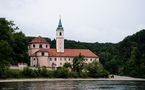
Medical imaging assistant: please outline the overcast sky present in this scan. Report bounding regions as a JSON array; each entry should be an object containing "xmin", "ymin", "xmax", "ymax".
[{"xmin": 0, "ymin": 0, "xmax": 145, "ymax": 43}]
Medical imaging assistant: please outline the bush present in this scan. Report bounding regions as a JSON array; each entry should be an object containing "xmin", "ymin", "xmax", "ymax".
[
  {"xmin": 54, "ymin": 68, "xmax": 69, "ymax": 78},
  {"xmin": 22, "ymin": 67, "xmax": 37, "ymax": 78},
  {"xmin": 0, "ymin": 67, "xmax": 9, "ymax": 79},
  {"xmin": 39, "ymin": 67, "xmax": 54, "ymax": 78},
  {"xmin": 87, "ymin": 61, "xmax": 109, "ymax": 78},
  {"xmin": 68, "ymin": 72, "xmax": 79, "ymax": 78},
  {"xmin": 0, "ymin": 68, "xmax": 22, "ymax": 79},
  {"xmin": 79, "ymin": 72, "xmax": 88, "ymax": 78},
  {"xmin": 7, "ymin": 69, "xmax": 22, "ymax": 78}
]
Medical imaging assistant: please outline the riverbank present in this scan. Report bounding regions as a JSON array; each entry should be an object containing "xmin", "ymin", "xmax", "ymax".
[{"xmin": 0, "ymin": 75, "xmax": 145, "ymax": 82}]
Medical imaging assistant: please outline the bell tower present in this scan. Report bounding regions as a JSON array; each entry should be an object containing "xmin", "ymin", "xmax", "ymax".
[{"xmin": 56, "ymin": 17, "xmax": 64, "ymax": 53}]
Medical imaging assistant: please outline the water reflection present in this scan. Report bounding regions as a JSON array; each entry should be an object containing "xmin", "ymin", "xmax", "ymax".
[{"xmin": 0, "ymin": 80, "xmax": 145, "ymax": 90}]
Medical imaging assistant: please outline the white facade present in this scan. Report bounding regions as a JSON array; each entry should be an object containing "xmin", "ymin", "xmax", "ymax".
[{"xmin": 30, "ymin": 56, "xmax": 99, "ymax": 68}]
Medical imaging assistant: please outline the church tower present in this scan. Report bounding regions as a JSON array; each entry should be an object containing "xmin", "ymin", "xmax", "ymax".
[{"xmin": 56, "ymin": 18, "xmax": 64, "ymax": 53}]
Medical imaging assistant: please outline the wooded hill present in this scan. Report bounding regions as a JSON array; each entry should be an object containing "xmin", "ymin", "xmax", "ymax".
[{"xmin": 50, "ymin": 30, "xmax": 145, "ymax": 78}]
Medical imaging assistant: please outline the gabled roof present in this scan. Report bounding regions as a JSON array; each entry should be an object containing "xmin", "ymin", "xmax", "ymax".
[
  {"xmin": 30, "ymin": 36, "xmax": 49, "ymax": 44},
  {"xmin": 31, "ymin": 48, "xmax": 98, "ymax": 58}
]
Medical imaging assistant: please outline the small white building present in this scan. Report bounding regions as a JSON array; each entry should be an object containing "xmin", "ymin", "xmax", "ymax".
[{"xmin": 28, "ymin": 19, "xmax": 99, "ymax": 68}]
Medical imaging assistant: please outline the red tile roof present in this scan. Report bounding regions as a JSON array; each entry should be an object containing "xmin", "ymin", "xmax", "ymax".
[
  {"xmin": 31, "ymin": 48, "xmax": 98, "ymax": 58},
  {"xmin": 30, "ymin": 36, "xmax": 49, "ymax": 44}
]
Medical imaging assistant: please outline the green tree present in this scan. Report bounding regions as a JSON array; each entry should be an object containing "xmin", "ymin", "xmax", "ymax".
[
  {"xmin": 124, "ymin": 47, "xmax": 140, "ymax": 77},
  {"xmin": 54, "ymin": 67, "xmax": 69, "ymax": 78},
  {"xmin": 0, "ymin": 18, "xmax": 29, "ymax": 66},
  {"xmin": 0, "ymin": 18, "xmax": 15, "ymax": 42},
  {"xmin": 72, "ymin": 54, "xmax": 85, "ymax": 73},
  {"xmin": 0, "ymin": 40, "xmax": 12, "ymax": 67},
  {"xmin": 63, "ymin": 62, "xmax": 72, "ymax": 69},
  {"xmin": 12, "ymin": 32, "xmax": 29, "ymax": 64},
  {"xmin": 87, "ymin": 61, "xmax": 109, "ymax": 78}
]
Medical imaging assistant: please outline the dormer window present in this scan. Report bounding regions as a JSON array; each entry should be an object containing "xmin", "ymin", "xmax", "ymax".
[{"xmin": 39, "ymin": 44, "xmax": 42, "ymax": 48}]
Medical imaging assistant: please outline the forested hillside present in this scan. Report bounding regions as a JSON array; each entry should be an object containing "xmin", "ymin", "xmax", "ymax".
[{"xmin": 50, "ymin": 30, "xmax": 145, "ymax": 78}]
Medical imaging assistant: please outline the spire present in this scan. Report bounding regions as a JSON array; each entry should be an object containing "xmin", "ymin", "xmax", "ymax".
[
  {"xmin": 57, "ymin": 16, "xmax": 63, "ymax": 30},
  {"xmin": 58, "ymin": 18, "xmax": 62, "ymax": 27}
]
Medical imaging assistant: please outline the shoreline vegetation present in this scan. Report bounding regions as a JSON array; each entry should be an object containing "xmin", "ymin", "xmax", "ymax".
[
  {"xmin": 0, "ymin": 62, "xmax": 109, "ymax": 79},
  {"xmin": 0, "ymin": 75, "xmax": 145, "ymax": 83}
]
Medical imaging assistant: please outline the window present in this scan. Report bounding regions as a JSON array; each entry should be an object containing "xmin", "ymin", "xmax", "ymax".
[
  {"xmin": 50, "ymin": 58, "xmax": 52, "ymax": 61},
  {"xmin": 86, "ymin": 59, "xmax": 88, "ymax": 61},
  {"xmin": 33, "ymin": 58, "xmax": 35, "ymax": 60},
  {"xmin": 68, "ymin": 58, "xmax": 70, "ymax": 61},
  {"xmin": 54, "ymin": 58, "xmax": 57, "ymax": 61},
  {"xmin": 64, "ymin": 58, "xmax": 66, "ymax": 61},
  {"xmin": 33, "ymin": 44, "xmax": 35, "ymax": 48},
  {"xmin": 42, "ymin": 52, "xmax": 44, "ymax": 56},
  {"xmin": 90, "ymin": 58, "xmax": 92, "ymax": 61},
  {"xmin": 60, "ymin": 58, "xmax": 62, "ymax": 61},
  {"xmin": 59, "ymin": 32, "xmax": 62, "ymax": 36},
  {"xmin": 39, "ymin": 44, "xmax": 42, "ymax": 48},
  {"xmin": 46, "ymin": 45, "xmax": 48, "ymax": 48},
  {"xmin": 60, "ymin": 63, "xmax": 62, "ymax": 65}
]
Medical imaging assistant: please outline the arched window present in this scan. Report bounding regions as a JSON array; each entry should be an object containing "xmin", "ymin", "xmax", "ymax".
[
  {"xmin": 64, "ymin": 58, "xmax": 66, "ymax": 61},
  {"xmin": 33, "ymin": 44, "xmax": 35, "ymax": 48},
  {"xmin": 41, "ymin": 52, "xmax": 44, "ymax": 56},
  {"xmin": 39, "ymin": 44, "xmax": 42, "ymax": 48},
  {"xmin": 59, "ymin": 32, "xmax": 62, "ymax": 36}
]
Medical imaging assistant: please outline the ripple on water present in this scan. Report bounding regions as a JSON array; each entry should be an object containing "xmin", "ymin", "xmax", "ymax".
[{"xmin": 0, "ymin": 80, "xmax": 145, "ymax": 90}]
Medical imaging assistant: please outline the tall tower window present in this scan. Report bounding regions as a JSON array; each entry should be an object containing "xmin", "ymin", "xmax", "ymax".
[{"xmin": 59, "ymin": 32, "xmax": 62, "ymax": 36}]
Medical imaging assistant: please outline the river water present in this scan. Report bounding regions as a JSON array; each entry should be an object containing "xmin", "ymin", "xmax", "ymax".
[{"xmin": 0, "ymin": 80, "xmax": 145, "ymax": 90}]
